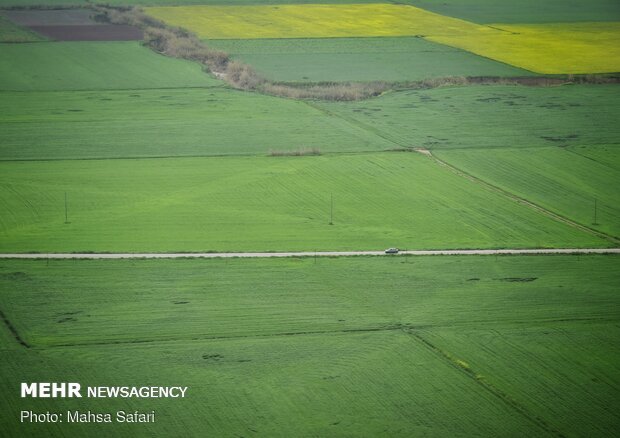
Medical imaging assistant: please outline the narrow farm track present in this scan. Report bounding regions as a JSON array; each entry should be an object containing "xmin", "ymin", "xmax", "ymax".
[{"xmin": 0, "ymin": 248, "xmax": 618, "ymax": 259}]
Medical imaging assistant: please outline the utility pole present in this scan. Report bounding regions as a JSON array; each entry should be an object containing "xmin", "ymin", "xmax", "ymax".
[
  {"xmin": 64, "ymin": 192, "xmax": 69, "ymax": 224},
  {"xmin": 329, "ymin": 193, "xmax": 333, "ymax": 225}
]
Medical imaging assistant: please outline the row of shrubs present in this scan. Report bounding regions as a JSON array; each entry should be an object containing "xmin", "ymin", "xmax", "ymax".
[{"xmin": 268, "ymin": 147, "xmax": 321, "ymax": 156}]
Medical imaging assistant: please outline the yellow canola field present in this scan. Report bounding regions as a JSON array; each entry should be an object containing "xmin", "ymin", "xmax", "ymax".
[
  {"xmin": 430, "ymin": 22, "xmax": 620, "ymax": 74},
  {"xmin": 145, "ymin": 4, "xmax": 620, "ymax": 74},
  {"xmin": 145, "ymin": 4, "xmax": 487, "ymax": 39}
]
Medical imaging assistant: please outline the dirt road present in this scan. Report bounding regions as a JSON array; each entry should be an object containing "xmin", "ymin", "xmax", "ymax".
[{"xmin": 0, "ymin": 248, "xmax": 618, "ymax": 259}]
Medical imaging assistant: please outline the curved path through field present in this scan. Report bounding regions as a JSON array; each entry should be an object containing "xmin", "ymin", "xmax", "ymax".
[{"xmin": 0, "ymin": 248, "xmax": 618, "ymax": 259}]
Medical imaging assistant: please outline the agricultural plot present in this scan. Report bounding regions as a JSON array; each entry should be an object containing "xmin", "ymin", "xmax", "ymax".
[
  {"xmin": 3, "ymin": 9, "xmax": 98, "ymax": 26},
  {"xmin": 0, "ymin": 88, "xmax": 393, "ymax": 160},
  {"xmin": 316, "ymin": 85, "xmax": 620, "ymax": 150},
  {"xmin": 406, "ymin": 0, "xmax": 620, "ymax": 24},
  {"xmin": 2, "ymin": 255, "xmax": 618, "ymax": 346},
  {"xmin": 0, "ymin": 154, "xmax": 606, "ymax": 253},
  {"xmin": 0, "ymin": 15, "xmax": 43, "ymax": 42},
  {"xmin": 145, "ymin": 4, "xmax": 486, "ymax": 39},
  {"xmin": 27, "ymin": 25, "xmax": 143, "ymax": 41},
  {"xmin": 0, "ymin": 0, "xmax": 84, "ymax": 5},
  {"xmin": 1, "ymin": 255, "xmax": 619, "ymax": 436},
  {"xmin": 0, "ymin": 42, "xmax": 220, "ymax": 91},
  {"xmin": 207, "ymin": 37, "xmax": 533, "ymax": 83},
  {"xmin": 3, "ymin": 8, "xmax": 143, "ymax": 41},
  {"xmin": 419, "ymin": 323, "xmax": 620, "ymax": 437},
  {"xmin": 429, "ymin": 22, "xmax": 620, "ymax": 74},
  {"xmin": 434, "ymin": 147, "xmax": 620, "ymax": 238}
]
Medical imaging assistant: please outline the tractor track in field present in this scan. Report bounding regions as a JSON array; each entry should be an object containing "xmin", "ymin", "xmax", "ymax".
[
  {"xmin": 0, "ymin": 309, "xmax": 30, "ymax": 348},
  {"xmin": 422, "ymin": 149, "xmax": 620, "ymax": 245},
  {"xmin": 406, "ymin": 330, "xmax": 567, "ymax": 438},
  {"xmin": 41, "ymin": 325, "xmax": 404, "ymax": 349},
  {"xmin": 0, "ymin": 248, "xmax": 618, "ymax": 259}
]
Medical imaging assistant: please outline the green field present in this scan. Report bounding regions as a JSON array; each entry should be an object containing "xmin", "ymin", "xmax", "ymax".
[
  {"xmin": 1, "ymin": 1, "xmax": 619, "ymax": 436},
  {"xmin": 0, "ymin": 15, "xmax": 43, "ymax": 42},
  {"xmin": 0, "ymin": 153, "xmax": 606, "ymax": 253},
  {"xmin": 2, "ymin": 85, "xmax": 619, "ymax": 160},
  {"xmin": 1, "ymin": 255, "xmax": 619, "ymax": 436},
  {"xmin": 0, "ymin": 88, "xmax": 396, "ymax": 160},
  {"xmin": 0, "ymin": 42, "xmax": 220, "ymax": 91},
  {"xmin": 206, "ymin": 37, "xmax": 534, "ymax": 83},
  {"xmin": 407, "ymin": 0, "xmax": 620, "ymax": 23},
  {"xmin": 420, "ymin": 322, "xmax": 620, "ymax": 438},
  {"xmin": 570, "ymin": 144, "xmax": 620, "ymax": 171},
  {"xmin": 317, "ymin": 85, "xmax": 620, "ymax": 150},
  {"xmin": 434, "ymin": 147, "xmax": 620, "ymax": 237}
]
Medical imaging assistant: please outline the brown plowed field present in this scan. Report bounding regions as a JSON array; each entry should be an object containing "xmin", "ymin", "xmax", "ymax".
[
  {"xmin": 29, "ymin": 25, "xmax": 143, "ymax": 41},
  {"xmin": 4, "ymin": 9, "xmax": 98, "ymax": 26}
]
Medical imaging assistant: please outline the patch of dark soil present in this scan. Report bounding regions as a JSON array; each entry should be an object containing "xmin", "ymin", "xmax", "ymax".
[
  {"xmin": 541, "ymin": 134, "xmax": 579, "ymax": 143},
  {"xmin": 57, "ymin": 317, "xmax": 76, "ymax": 323},
  {"xmin": 29, "ymin": 24, "xmax": 142, "ymax": 41},
  {"xmin": 467, "ymin": 278, "xmax": 480, "ymax": 281},
  {"xmin": 4, "ymin": 9, "xmax": 98, "ymax": 26},
  {"xmin": 497, "ymin": 277, "xmax": 538, "ymax": 282},
  {"xmin": 0, "ymin": 272, "xmax": 29, "ymax": 281},
  {"xmin": 202, "ymin": 354, "xmax": 223, "ymax": 361},
  {"xmin": 172, "ymin": 301, "xmax": 189, "ymax": 305},
  {"xmin": 538, "ymin": 103, "xmax": 565, "ymax": 109}
]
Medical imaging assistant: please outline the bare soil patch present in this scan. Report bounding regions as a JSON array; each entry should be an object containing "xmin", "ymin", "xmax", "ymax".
[
  {"xmin": 29, "ymin": 25, "xmax": 143, "ymax": 41},
  {"xmin": 4, "ymin": 9, "xmax": 98, "ymax": 26}
]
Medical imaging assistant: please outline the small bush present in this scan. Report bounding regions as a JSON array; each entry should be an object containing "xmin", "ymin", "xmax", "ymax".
[
  {"xmin": 226, "ymin": 61, "xmax": 264, "ymax": 89},
  {"xmin": 268, "ymin": 147, "xmax": 321, "ymax": 157}
]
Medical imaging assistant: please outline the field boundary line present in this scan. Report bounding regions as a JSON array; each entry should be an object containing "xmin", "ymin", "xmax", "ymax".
[
  {"xmin": 304, "ymin": 100, "xmax": 408, "ymax": 147},
  {"xmin": 425, "ymin": 151, "xmax": 620, "ymax": 245},
  {"xmin": 563, "ymin": 147, "xmax": 620, "ymax": 173},
  {"xmin": 405, "ymin": 330, "xmax": 566, "ymax": 438},
  {"xmin": 38, "ymin": 325, "xmax": 404, "ymax": 349},
  {"xmin": 0, "ymin": 309, "xmax": 30, "ymax": 348},
  {"xmin": 0, "ymin": 249, "xmax": 618, "ymax": 259}
]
